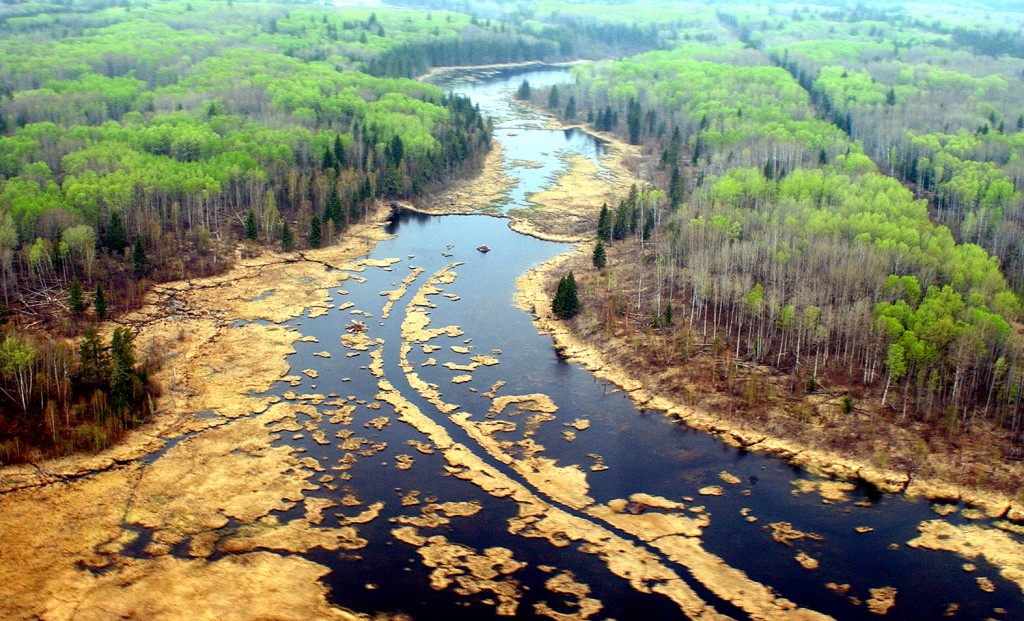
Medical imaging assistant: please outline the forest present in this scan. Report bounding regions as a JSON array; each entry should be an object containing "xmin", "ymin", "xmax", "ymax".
[
  {"xmin": 0, "ymin": 0, "xmax": 508, "ymax": 461},
  {"xmin": 5, "ymin": 0, "xmax": 1024, "ymax": 470},
  {"xmin": 515, "ymin": 0, "xmax": 1024, "ymax": 456}
]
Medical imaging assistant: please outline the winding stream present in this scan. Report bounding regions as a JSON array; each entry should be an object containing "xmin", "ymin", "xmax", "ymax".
[{"xmin": 259, "ymin": 67, "xmax": 1023, "ymax": 620}]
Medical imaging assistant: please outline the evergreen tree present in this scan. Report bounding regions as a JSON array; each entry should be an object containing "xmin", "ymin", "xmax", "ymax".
[
  {"xmin": 592, "ymin": 239, "xmax": 607, "ymax": 269},
  {"xmin": 132, "ymin": 238, "xmax": 147, "ymax": 278},
  {"xmin": 564, "ymin": 95, "xmax": 576, "ymax": 120},
  {"xmin": 325, "ymin": 187, "xmax": 343, "ymax": 228},
  {"xmin": 388, "ymin": 134, "xmax": 404, "ymax": 167},
  {"xmin": 612, "ymin": 201, "xmax": 630, "ymax": 240},
  {"xmin": 627, "ymin": 97, "xmax": 642, "ymax": 144},
  {"xmin": 308, "ymin": 216, "xmax": 322, "ymax": 249},
  {"xmin": 596, "ymin": 203, "xmax": 611, "ymax": 241},
  {"xmin": 79, "ymin": 327, "xmax": 108, "ymax": 386},
  {"xmin": 552, "ymin": 272, "xmax": 580, "ymax": 319},
  {"xmin": 93, "ymin": 283, "xmax": 107, "ymax": 321},
  {"xmin": 669, "ymin": 165, "xmax": 685, "ymax": 209},
  {"xmin": 245, "ymin": 209, "xmax": 258, "ymax": 240},
  {"xmin": 517, "ymin": 79, "xmax": 531, "ymax": 100},
  {"xmin": 663, "ymin": 301, "xmax": 673, "ymax": 327},
  {"xmin": 109, "ymin": 326, "xmax": 139, "ymax": 417},
  {"xmin": 281, "ymin": 221, "xmax": 295, "ymax": 251},
  {"xmin": 69, "ymin": 277, "xmax": 86, "ymax": 315},
  {"xmin": 106, "ymin": 211, "xmax": 128, "ymax": 253},
  {"xmin": 548, "ymin": 85, "xmax": 560, "ymax": 109}
]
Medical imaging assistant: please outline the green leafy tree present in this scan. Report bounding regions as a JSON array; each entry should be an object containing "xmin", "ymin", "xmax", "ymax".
[
  {"xmin": 132, "ymin": 237, "xmax": 147, "ymax": 279},
  {"xmin": 593, "ymin": 239, "xmax": 607, "ymax": 269},
  {"xmin": 245, "ymin": 209, "xmax": 258, "ymax": 241},
  {"xmin": 552, "ymin": 272, "xmax": 580, "ymax": 320},
  {"xmin": 69, "ymin": 277, "xmax": 86, "ymax": 315},
  {"xmin": 94, "ymin": 283, "xmax": 107, "ymax": 321},
  {"xmin": 0, "ymin": 335, "xmax": 36, "ymax": 412}
]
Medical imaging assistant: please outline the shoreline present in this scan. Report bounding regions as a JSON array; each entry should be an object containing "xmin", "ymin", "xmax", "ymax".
[
  {"xmin": 2, "ymin": 59, "xmax": 1022, "ymax": 619},
  {"xmin": 484, "ymin": 87, "xmax": 1024, "ymax": 515}
]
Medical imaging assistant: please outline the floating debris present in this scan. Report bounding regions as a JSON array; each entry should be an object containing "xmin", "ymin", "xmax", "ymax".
[
  {"xmin": 698, "ymin": 485, "xmax": 724, "ymax": 497},
  {"xmin": 301, "ymin": 369, "xmax": 319, "ymax": 379},
  {"xmin": 395, "ymin": 455, "xmax": 415, "ymax": 471},
  {"xmin": 346, "ymin": 319, "xmax": 368, "ymax": 333},
  {"xmin": 477, "ymin": 245, "xmax": 491, "ymax": 253},
  {"xmin": 977, "ymin": 576, "xmax": 995, "ymax": 592}
]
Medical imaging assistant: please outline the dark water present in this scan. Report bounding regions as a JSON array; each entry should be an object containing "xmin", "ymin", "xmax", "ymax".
[{"xmin": 262, "ymin": 68, "xmax": 1024, "ymax": 621}]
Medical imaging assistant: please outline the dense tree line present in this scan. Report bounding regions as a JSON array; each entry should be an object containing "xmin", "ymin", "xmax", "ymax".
[
  {"xmin": 714, "ymin": 4, "xmax": 1024, "ymax": 295},
  {"xmin": 0, "ymin": 0, "xmax": 494, "ymax": 462},
  {"xmin": 545, "ymin": 30, "xmax": 1024, "ymax": 442}
]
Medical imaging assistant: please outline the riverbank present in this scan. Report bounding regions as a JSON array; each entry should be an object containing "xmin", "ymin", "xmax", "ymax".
[
  {"xmin": 517, "ymin": 247, "xmax": 1024, "ymax": 512},
  {"xmin": 505, "ymin": 119, "xmax": 1024, "ymax": 521},
  {"xmin": 0, "ymin": 208, "xmax": 397, "ymax": 620}
]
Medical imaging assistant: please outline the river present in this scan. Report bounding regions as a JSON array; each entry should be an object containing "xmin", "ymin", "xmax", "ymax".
[{"xmin": 251, "ymin": 67, "xmax": 1022, "ymax": 620}]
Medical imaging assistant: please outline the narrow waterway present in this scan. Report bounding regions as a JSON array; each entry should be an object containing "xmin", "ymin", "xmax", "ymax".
[{"xmin": 260, "ymin": 66, "xmax": 1024, "ymax": 620}]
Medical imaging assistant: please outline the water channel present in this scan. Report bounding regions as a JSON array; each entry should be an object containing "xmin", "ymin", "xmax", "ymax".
[{"xmin": 260, "ymin": 66, "xmax": 1023, "ymax": 620}]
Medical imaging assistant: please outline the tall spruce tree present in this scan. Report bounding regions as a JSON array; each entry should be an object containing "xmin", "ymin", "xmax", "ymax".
[
  {"xmin": 552, "ymin": 272, "xmax": 580, "ymax": 319},
  {"xmin": 69, "ymin": 277, "xmax": 86, "ymax": 315},
  {"xmin": 593, "ymin": 239, "xmax": 607, "ymax": 269},
  {"xmin": 281, "ymin": 221, "xmax": 295, "ymax": 251},
  {"xmin": 596, "ymin": 203, "xmax": 611, "ymax": 241},
  {"xmin": 245, "ymin": 209, "xmax": 258, "ymax": 240},
  {"xmin": 94, "ymin": 283, "xmax": 107, "ymax": 321},
  {"xmin": 548, "ymin": 85, "xmax": 560, "ymax": 109},
  {"xmin": 132, "ymin": 237, "xmax": 147, "ymax": 278},
  {"xmin": 106, "ymin": 211, "xmax": 128, "ymax": 253},
  {"xmin": 308, "ymin": 216, "xmax": 322, "ymax": 249},
  {"xmin": 517, "ymin": 79, "xmax": 531, "ymax": 100}
]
